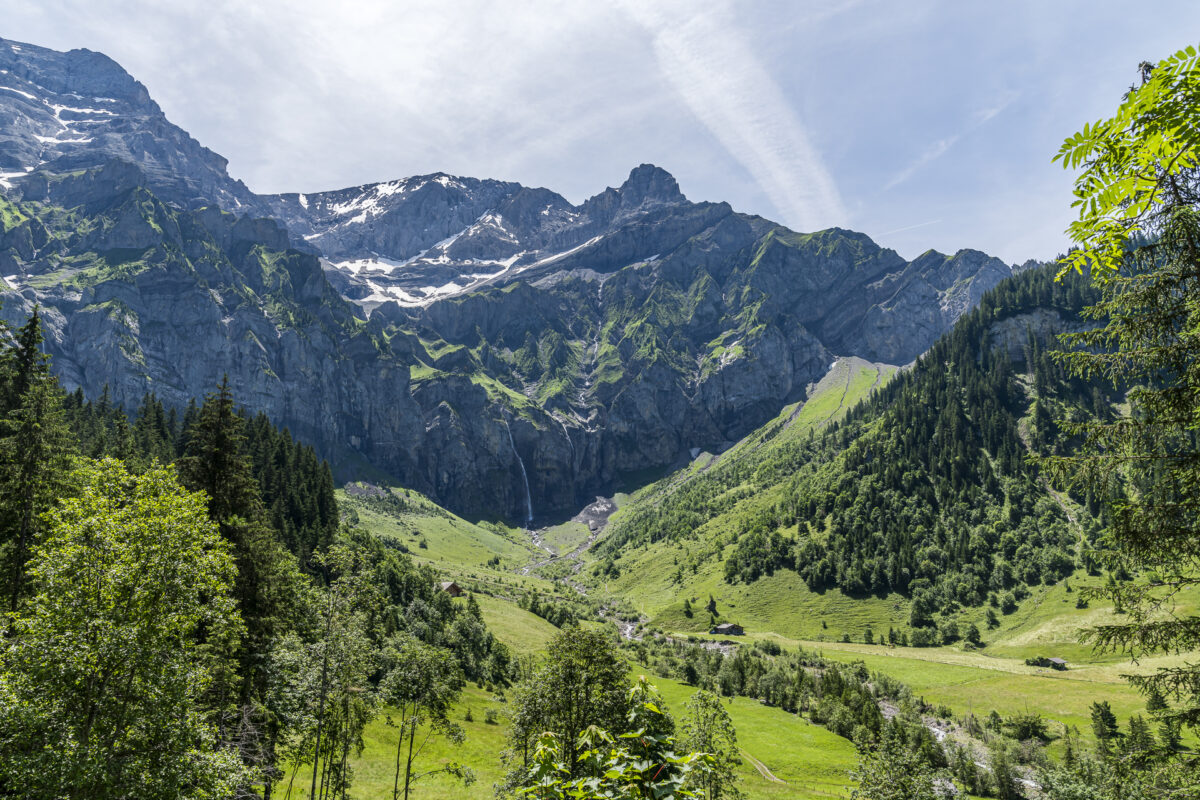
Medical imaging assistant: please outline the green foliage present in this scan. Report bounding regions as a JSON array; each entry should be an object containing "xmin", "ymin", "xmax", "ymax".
[
  {"xmin": 515, "ymin": 677, "xmax": 713, "ymax": 800},
  {"xmin": 1056, "ymin": 47, "xmax": 1200, "ymax": 276},
  {"xmin": 1038, "ymin": 749, "xmax": 1200, "ymax": 799},
  {"xmin": 520, "ymin": 589, "xmax": 580, "ymax": 628},
  {"xmin": 381, "ymin": 632, "xmax": 473, "ymax": 799},
  {"xmin": 0, "ymin": 458, "xmax": 245, "ymax": 799},
  {"xmin": 851, "ymin": 730, "xmax": 950, "ymax": 800},
  {"xmin": 504, "ymin": 627, "xmax": 635, "ymax": 788},
  {"xmin": 0, "ymin": 317, "xmax": 513, "ymax": 799},
  {"xmin": 1048, "ymin": 51, "xmax": 1200, "ymax": 737},
  {"xmin": 625, "ymin": 637, "xmax": 948, "ymax": 771},
  {"xmin": 0, "ymin": 309, "xmax": 77, "ymax": 611},
  {"xmin": 279, "ymin": 544, "xmax": 381, "ymax": 800},
  {"xmin": 605, "ymin": 263, "xmax": 1107, "ymax": 629},
  {"xmin": 63, "ymin": 386, "xmax": 340, "ymax": 565},
  {"xmin": 679, "ymin": 690, "xmax": 743, "ymax": 800},
  {"xmin": 1090, "ymin": 701, "xmax": 1120, "ymax": 745},
  {"xmin": 776, "ymin": 266, "xmax": 1100, "ymax": 612}
]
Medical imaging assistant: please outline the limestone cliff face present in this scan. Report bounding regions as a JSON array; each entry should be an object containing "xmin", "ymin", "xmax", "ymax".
[{"xmin": 0, "ymin": 38, "xmax": 1017, "ymax": 521}]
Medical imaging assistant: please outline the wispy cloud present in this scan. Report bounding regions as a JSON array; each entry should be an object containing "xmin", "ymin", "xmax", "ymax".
[
  {"xmin": 617, "ymin": 0, "xmax": 847, "ymax": 231},
  {"xmin": 881, "ymin": 219, "xmax": 942, "ymax": 236},
  {"xmin": 972, "ymin": 90, "xmax": 1020, "ymax": 125},
  {"xmin": 883, "ymin": 90, "xmax": 1020, "ymax": 192},
  {"xmin": 883, "ymin": 137, "xmax": 958, "ymax": 192}
]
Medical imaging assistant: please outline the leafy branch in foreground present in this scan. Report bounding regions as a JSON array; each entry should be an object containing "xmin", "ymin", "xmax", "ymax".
[
  {"xmin": 1055, "ymin": 45, "xmax": 1200, "ymax": 276},
  {"xmin": 1047, "ymin": 49, "xmax": 1200, "ymax": 739}
]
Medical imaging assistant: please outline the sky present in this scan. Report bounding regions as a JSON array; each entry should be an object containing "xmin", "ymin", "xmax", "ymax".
[{"xmin": 3, "ymin": 0, "xmax": 1199, "ymax": 264}]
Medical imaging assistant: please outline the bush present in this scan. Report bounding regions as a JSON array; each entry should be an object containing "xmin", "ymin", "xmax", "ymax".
[{"xmin": 911, "ymin": 628, "xmax": 938, "ymax": 647}]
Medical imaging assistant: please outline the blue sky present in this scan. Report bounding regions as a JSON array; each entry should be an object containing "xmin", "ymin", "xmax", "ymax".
[{"xmin": 4, "ymin": 0, "xmax": 1199, "ymax": 263}]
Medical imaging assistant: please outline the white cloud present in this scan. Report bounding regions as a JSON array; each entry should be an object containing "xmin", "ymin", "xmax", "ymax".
[
  {"xmin": 617, "ymin": 0, "xmax": 847, "ymax": 232},
  {"xmin": 972, "ymin": 90, "xmax": 1020, "ymax": 125}
]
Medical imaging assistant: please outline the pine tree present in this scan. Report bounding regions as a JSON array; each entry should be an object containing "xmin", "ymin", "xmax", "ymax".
[
  {"xmin": 178, "ymin": 376, "xmax": 261, "ymax": 527},
  {"xmin": 1091, "ymin": 701, "xmax": 1120, "ymax": 752},
  {"xmin": 0, "ymin": 310, "xmax": 76, "ymax": 611},
  {"xmin": 177, "ymin": 377, "xmax": 307, "ymax": 776}
]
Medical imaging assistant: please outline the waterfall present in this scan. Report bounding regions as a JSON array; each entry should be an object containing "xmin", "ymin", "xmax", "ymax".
[
  {"xmin": 557, "ymin": 416, "xmax": 576, "ymax": 472},
  {"xmin": 503, "ymin": 415, "xmax": 533, "ymax": 526}
]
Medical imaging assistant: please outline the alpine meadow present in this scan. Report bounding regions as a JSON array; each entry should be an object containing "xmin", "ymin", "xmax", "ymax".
[{"xmin": 2, "ymin": 10, "xmax": 1200, "ymax": 800}]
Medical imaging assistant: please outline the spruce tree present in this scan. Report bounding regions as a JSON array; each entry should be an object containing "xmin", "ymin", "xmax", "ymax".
[
  {"xmin": 0, "ymin": 310, "xmax": 76, "ymax": 611},
  {"xmin": 178, "ymin": 377, "xmax": 306, "ymax": 770}
]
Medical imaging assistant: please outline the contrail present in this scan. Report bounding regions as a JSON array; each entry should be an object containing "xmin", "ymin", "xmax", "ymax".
[
  {"xmin": 619, "ymin": 1, "xmax": 847, "ymax": 232},
  {"xmin": 881, "ymin": 219, "xmax": 942, "ymax": 236}
]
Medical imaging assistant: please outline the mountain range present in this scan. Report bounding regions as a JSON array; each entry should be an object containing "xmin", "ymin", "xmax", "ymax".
[{"xmin": 0, "ymin": 36, "xmax": 1014, "ymax": 521}]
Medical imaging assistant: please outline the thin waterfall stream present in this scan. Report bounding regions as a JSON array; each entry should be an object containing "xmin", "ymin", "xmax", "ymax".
[{"xmin": 503, "ymin": 414, "xmax": 534, "ymax": 527}]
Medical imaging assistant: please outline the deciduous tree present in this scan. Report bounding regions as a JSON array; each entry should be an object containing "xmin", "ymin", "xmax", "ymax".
[{"xmin": 0, "ymin": 459, "xmax": 244, "ymax": 799}]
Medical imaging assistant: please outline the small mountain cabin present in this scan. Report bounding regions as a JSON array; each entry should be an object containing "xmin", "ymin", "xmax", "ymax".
[
  {"xmin": 711, "ymin": 622, "xmax": 744, "ymax": 636},
  {"xmin": 440, "ymin": 581, "xmax": 464, "ymax": 598},
  {"xmin": 1026, "ymin": 656, "xmax": 1068, "ymax": 670}
]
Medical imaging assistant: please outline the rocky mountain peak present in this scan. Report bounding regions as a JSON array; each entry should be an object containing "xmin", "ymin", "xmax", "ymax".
[
  {"xmin": 617, "ymin": 163, "xmax": 685, "ymax": 206},
  {"xmin": 0, "ymin": 37, "xmax": 1026, "ymax": 521},
  {"xmin": 0, "ymin": 38, "xmax": 154, "ymax": 110},
  {"xmin": 0, "ymin": 38, "xmax": 252, "ymax": 209}
]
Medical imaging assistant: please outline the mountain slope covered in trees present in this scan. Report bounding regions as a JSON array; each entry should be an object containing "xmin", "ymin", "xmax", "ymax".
[{"xmin": 596, "ymin": 264, "xmax": 1113, "ymax": 638}]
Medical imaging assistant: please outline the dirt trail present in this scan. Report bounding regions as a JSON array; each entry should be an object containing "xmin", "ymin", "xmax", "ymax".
[{"xmin": 739, "ymin": 748, "xmax": 786, "ymax": 784}]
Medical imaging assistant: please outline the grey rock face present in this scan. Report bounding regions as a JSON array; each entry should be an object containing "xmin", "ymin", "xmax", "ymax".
[
  {"xmin": 0, "ymin": 39, "xmax": 1017, "ymax": 522},
  {"xmin": 988, "ymin": 308, "xmax": 1077, "ymax": 363},
  {"xmin": 0, "ymin": 38, "xmax": 255, "ymax": 210}
]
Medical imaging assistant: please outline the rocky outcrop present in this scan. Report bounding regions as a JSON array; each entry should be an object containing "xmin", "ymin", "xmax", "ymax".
[{"xmin": 988, "ymin": 308, "xmax": 1076, "ymax": 363}]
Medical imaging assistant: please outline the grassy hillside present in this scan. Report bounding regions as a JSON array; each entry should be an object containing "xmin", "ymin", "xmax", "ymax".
[
  {"xmin": 595, "ymin": 266, "xmax": 1115, "ymax": 646},
  {"xmin": 340, "ymin": 484, "xmax": 537, "ymax": 571},
  {"xmin": 594, "ymin": 358, "xmax": 899, "ymax": 633},
  {"xmin": 338, "ymin": 263, "xmax": 1198, "ymax": 798}
]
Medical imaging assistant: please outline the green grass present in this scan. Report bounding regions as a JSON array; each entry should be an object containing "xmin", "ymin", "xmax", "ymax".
[
  {"xmin": 276, "ymin": 587, "xmax": 859, "ymax": 800},
  {"xmin": 783, "ymin": 638, "xmax": 1184, "ymax": 746},
  {"xmin": 598, "ymin": 358, "xmax": 898, "ymax": 634},
  {"xmin": 475, "ymin": 593, "xmax": 561, "ymax": 654},
  {"xmin": 282, "ymin": 591, "xmax": 859, "ymax": 800},
  {"xmin": 539, "ymin": 520, "xmax": 591, "ymax": 556},
  {"xmin": 284, "ymin": 671, "xmax": 860, "ymax": 800},
  {"xmin": 0, "ymin": 195, "xmax": 28, "ymax": 232},
  {"xmin": 343, "ymin": 485, "xmax": 597, "ymax": 607},
  {"xmin": 340, "ymin": 487, "xmax": 537, "ymax": 572},
  {"xmin": 645, "ymin": 670, "xmax": 858, "ymax": 799},
  {"xmin": 282, "ymin": 683, "xmax": 513, "ymax": 800},
  {"xmin": 608, "ymin": 547, "xmax": 910, "ymax": 641}
]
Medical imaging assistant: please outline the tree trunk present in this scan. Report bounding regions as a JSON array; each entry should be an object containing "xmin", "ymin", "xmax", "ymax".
[
  {"xmin": 310, "ymin": 591, "xmax": 335, "ymax": 800},
  {"xmin": 404, "ymin": 716, "xmax": 417, "ymax": 800}
]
